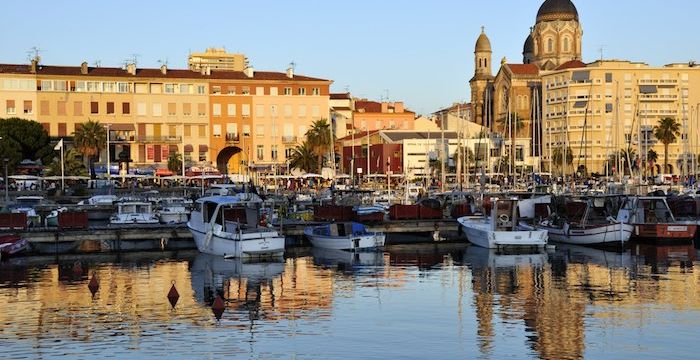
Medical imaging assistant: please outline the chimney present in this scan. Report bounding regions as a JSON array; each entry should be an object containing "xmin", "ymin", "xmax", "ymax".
[
  {"xmin": 160, "ymin": 64, "xmax": 167, "ymax": 75},
  {"xmin": 244, "ymin": 66, "xmax": 254, "ymax": 78},
  {"xmin": 126, "ymin": 63, "xmax": 137, "ymax": 75},
  {"xmin": 394, "ymin": 102, "xmax": 404, "ymax": 113},
  {"xmin": 80, "ymin": 61, "xmax": 89, "ymax": 75},
  {"xmin": 30, "ymin": 58, "xmax": 38, "ymax": 74},
  {"xmin": 286, "ymin": 67, "xmax": 294, "ymax": 78},
  {"xmin": 381, "ymin": 102, "xmax": 389, "ymax": 113}
]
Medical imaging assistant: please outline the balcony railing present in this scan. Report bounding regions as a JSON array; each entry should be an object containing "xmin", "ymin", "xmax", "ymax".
[
  {"xmin": 282, "ymin": 135, "xmax": 298, "ymax": 144},
  {"xmin": 135, "ymin": 135, "xmax": 182, "ymax": 143},
  {"xmin": 225, "ymin": 133, "xmax": 240, "ymax": 143}
]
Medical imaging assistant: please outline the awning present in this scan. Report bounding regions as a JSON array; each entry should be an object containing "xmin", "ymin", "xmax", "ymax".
[
  {"xmin": 639, "ymin": 85, "xmax": 658, "ymax": 94},
  {"xmin": 109, "ymin": 124, "xmax": 135, "ymax": 131},
  {"xmin": 184, "ymin": 144, "xmax": 193, "ymax": 153},
  {"xmin": 199, "ymin": 144, "xmax": 208, "ymax": 152},
  {"xmin": 571, "ymin": 71, "xmax": 590, "ymax": 81},
  {"xmin": 573, "ymin": 101, "xmax": 588, "ymax": 108}
]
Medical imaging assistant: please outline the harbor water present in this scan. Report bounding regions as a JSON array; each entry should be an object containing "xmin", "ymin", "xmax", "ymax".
[{"xmin": 1, "ymin": 243, "xmax": 699, "ymax": 359}]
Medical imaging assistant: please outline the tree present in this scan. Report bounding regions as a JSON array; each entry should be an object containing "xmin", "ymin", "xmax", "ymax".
[
  {"xmin": 46, "ymin": 148, "xmax": 87, "ymax": 177},
  {"xmin": 289, "ymin": 141, "xmax": 318, "ymax": 173},
  {"xmin": 167, "ymin": 152, "xmax": 183, "ymax": 175},
  {"xmin": 647, "ymin": 149, "xmax": 658, "ymax": 177},
  {"xmin": 73, "ymin": 120, "xmax": 106, "ymax": 179},
  {"xmin": 0, "ymin": 117, "xmax": 53, "ymax": 169},
  {"xmin": 453, "ymin": 146, "xmax": 475, "ymax": 173},
  {"xmin": 653, "ymin": 117, "xmax": 681, "ymax": 173},
  {"xmin": 306, "ymin": 119, "xmax": 332, "ymax": 174},
  {"xmin": 552, "ymin": 146, "xmax": 574, "ymax": 175}
]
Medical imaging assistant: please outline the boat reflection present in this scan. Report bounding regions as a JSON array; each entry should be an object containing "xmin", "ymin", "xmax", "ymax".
[
  {"xmin": 386, "ymin": 244, "xmax": 469, "ymax": 268},
  {"xmin": 462, "ymin": 245, "xmax": 547, "ymax": 269},
  {"xmin": 630, "ymin": 242, "xmax": 696, "ymax": 273},
  {"xmin": 189, "ymin": 253, "xmax": 285, "ymax": 310},
  {"xmin": 311, "ymin": 248, "xmax": 385, "ymax": 271}
]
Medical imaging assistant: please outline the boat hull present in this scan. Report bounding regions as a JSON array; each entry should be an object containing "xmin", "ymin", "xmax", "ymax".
[
  {"xmin": 458, "ymin": 218, "xmax": 547, "ymax": 249},
  {"xmin": 189, "ymin": 223, "xmax": 285, "ymax": 258},
  {"xmin": 541, "ymin": 223, "xmax": 634, "ymax": 246},
  {"xmin": 632, "ymin": 223, "xmax": 697, "ymax": 243},
  {"xmin": 158, "ymin": 212, "xmax": 190, "ymax": 224},
  {"xmin": 0, "ymin": 236, "xmax": 28, "ymax": 257},
  {"xmin": 305, "ymin": 231, "xmax": 385, "ymax": 250}
]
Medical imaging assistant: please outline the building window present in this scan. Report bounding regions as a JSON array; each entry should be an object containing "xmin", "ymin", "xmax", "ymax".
[
  {"xmin": 298, "ymin": 87, "xmax": 306, "ymax": 95},
  {"xmin": 164, "ymin": 84, "xmax": 175, "ymax": 94},
  {"xmin": 199, "ymin": 152, "xmax": 206, "ymax": 162},
  {"xmin": 605, "ymin": 73, "xmax": 613, "ymax": 83},
  {"xmin": 242, "ymin": 104, "xmax": 251, "ymax": 117},
  {"xmin": 227, "ymin": 104, "xmax": 236, "ymax": 116},
  {"xmin": 137, "ymin": 102, "xmax": 147, "ymax": 116},
  {"xmin": 5, "ymin": 100, "xmax": 15, "ymax": 115},
  {"xmin": 122, "ymin": 102, "xmax": 130, "ymax": 114},
  {"xmin": 257, "ymin": 145, "xmax": 264, "ymax": 160},
  {"xmin": 283, "ymin": 87, "xmax": 292, "ymax": 95},
  {"xmin": 563, "ymin": 37, "xmax": 569, "ymax": 52},
  {"xmin": 270, "ymin": 87, "xmax": 278, "ymax": 96},
  {"xmin": 256, "ymin": 104, "xmax": 264, "ymax": 117},
  {"xmin": 213, "ymin": 124, "xmax": 222, "ymax": 138},
  {"xmin": 183, "ymin": 103, "xmax": 191, "ymax": 116},
  {"xmin": 241, "ymin": 87, "xmax": 250, "ymax": 95},
  {"xmin": 73, "ymin": 101, "xmax": 82, "ymax": 116},
  {"xmin": 117, "ymin": 82, "xmax": 129, "ymax": 93},
  {"xmin": 284, "ymin": 105, "xmax": 292, "ymax": 117},
  {"xmin": 227, "ymin": 86, "xmax": 236, "ymax": 95},
  {"xmin": 106, "ymin": 102, "xmax": 115, "ymax": 114},
  {"xmin": 196, "ymin": 85, "xmax": 206, "ymax": 95},
  {"xmin": 90, "ymin": 101, "xmax": 98, "ymax": 114},
  {"xmin": 212, "ymin": 86, "xmax": 221, "ymax": 95},
  {"xmin": 285, "ymin": 148, "xmax": 293, "ymax": 158},
  {"xmin": 312, "ymin": 106, "xmax": 320, "ymax": 118},
  {"xmin": 213, "ymin": 103, "xmax": 222, "ymax": 117},
  {"xmin": 198, "ymin": 125, "xmax": 207, "ymax": 138},
  {"xmin": 271, "ymin": 145, "xmax": 278, "ymax": 160},
  {"xmin": 103, "ymin": 82, "xmax": 115, "ymax": 93},
  {"xmin": 243, "ymin": 125, "xmax": 251, "ymax": 137},
  {"xmin": 179, "ymin": 84, "xmax": 190, "ymax": 94},
  {"xmin": 312, "ymin": 88, "xmax": 320, "ymax": 96},
  {"xmin": 58, "ymin": 101, "xmax": 67, "ymax": 115},
  {"xmin": 168, "ymin": 103, "xmax": 176, "ymax": 116},
  {"xmin": 298, "ymin": 105, "xmax": 306, "ymax": 117},
  {"xmin": 256, "ymin": 125, "xmax": 265, "ymax": 138},
  {"xmin": 152, "ymin": 103, "xmax": 162, "ymax": 117},
  {"xmin": 197, "ymin": 103, "xmax": 206, "ymax": 116},
  {"xmin": 547, "ymin": 38, "xmax": 554, "ymax": 53},
  {"xmin": 256, "ymin": 87, "xmax": 265, "ymax": 95}
]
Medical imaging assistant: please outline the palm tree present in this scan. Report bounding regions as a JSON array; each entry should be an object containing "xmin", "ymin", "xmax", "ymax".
[
  {"xmin": 647, "ymin": 149, "xmax": 658, "ymax": 177},
  {"xmin": 46, "ymin": 148, "xmax": 88, "ymax": 177},
  {"xmin": 289, "ymin": 141, "xmax": 318, "ymax": 173},
  {"xmin": 653, "ymin": 117, "xmax": 681, "ymax": 173},
  {"xmin": 552, "ymin": 146, "xmax": 573, "ymax": 176},
  {"xmin": 167, "ymin": 152, "xmax": 183, "ymax": 175},
  {"xmin": 73, "ymin": 120, "xmax": 106, "ymax": 179},
  {"xmin": 306, "ymin": 119, "xmax": 332, "ymax": 173}
]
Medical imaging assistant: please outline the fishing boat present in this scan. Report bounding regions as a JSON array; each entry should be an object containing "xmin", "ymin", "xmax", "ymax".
[
  {"xmin": 77, "ymin": 195, "xmax": 117, "ymax": 220},
  {"xmin": 457, "ymin": 198, "xmax": 548, "ymax": 249},
  {"xmin": 44, "ymin": 207, "xmax": 68, "ymax": 227},
  {"xmin": 617, "ymin": 196, "xmax": 697, "ymax": 243},
  {"xmin": 109, "ymin": 201, "xmax": 159, "ymax": 225},
  {"xmin": 188, "ymin": 195, "xmax": 285, "ymax": 258},
  {"xmin": 537, "ymin": 196, "xmax": 633, "ymax": 246},
  {"xmin": 304, "ymin": 222, "xmax": 385, "ymax": 250},
  {"xmin": 11, "ymin": 196, "xmax": 44, "ymax": 227},
  {"xmin": 0, "ymin": 234, "xmax": 28, "ymax": 259},
  {"xmin": 157, "ymin": 197, "xmax": 191, "ymax": 224}
]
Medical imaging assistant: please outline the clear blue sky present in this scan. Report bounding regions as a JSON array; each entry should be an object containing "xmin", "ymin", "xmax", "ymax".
[{"xmin": 1, "ymin": 0, "xmax": 696, "ymax": 114}]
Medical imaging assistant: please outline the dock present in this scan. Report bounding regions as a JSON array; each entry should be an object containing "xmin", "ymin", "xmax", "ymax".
[{"xmin": 17, "ymin": 219, "xmax": 461, "ymax": 255}]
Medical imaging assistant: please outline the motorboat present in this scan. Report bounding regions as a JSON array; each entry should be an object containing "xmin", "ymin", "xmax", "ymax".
[
  {"xmin": 188, "ymin": 195, "xmax": 285, "ymax": 258},
  {"xmin": 44, "ymin": 207, "xmax": 69, "ymax": 227},
  {"xmin": 0, "ymin": 234, "xmax": 28, "ymax": 259},
  {"xmin": 77, "ymin": 195, "xmax": 117, "ymax": 220},
  {"xmin": 304, "ymin": 222, "xmax": 385, "ymax": 251},
  {"xmin": 11, "ymin": 196, "xmax": 44, "ymax": 227},
  {"xmin": 537, "ymin": 196, "xmax": 633, "ymax": 246},
  {"xmin": 617, "ymin": 196, "xmax": 697, "ymax": 243},
  {"xmin": 157, "ymin": 197, "xmax": 192, "ymax": 224},
  {"xmin": 109, "ymin": 201, "xmax": 159, "ymax": 225},
  {"xmin": 457, "ymin": 198, "xmax": 547, "ymax": 249}
]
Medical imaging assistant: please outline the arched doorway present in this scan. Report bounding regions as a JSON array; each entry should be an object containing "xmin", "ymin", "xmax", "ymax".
[{"xmin": 216, "ymin": 146, "xmax": 245, "ymax": 175}]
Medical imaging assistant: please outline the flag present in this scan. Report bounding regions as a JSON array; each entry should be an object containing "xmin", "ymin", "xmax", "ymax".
[{"xmin": 54, "ymin": 139, "xmax": 63, "ymax": 151}]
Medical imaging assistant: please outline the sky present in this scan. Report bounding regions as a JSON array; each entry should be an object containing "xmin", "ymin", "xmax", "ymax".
[{"xmin": 1, "ymin": 0, "xmax": 697, "ymax": 115}]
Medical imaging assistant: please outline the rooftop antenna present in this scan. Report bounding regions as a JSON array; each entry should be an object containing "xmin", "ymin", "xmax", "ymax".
[
  {"xmin": 384, "ymin": 89, "xmax": 390, "ymax": 102},
  {"xmin": 92, "ymin": 60, "xmax": 101, "ymax": 67},
  {"xmin": 344, "ymin": 85, "xmax": 350, "ymax": 93},
  {"xmin": 289, "ymin": 60, "xmax": 297, "ymax": 70},
  {"xmin": 598, "ymin": 45, "xmax": 606, "ymax": 61},
  {"xmin": 26, "ymin": 46, "xmax": 42, "ymax": 62},
  {"xmin": 157, "ymin": 59, "xmax": 169, "ymax": 67},
  {"xmin": 128, "ymin": 53, "xmax": 140, "ymax": 66}
]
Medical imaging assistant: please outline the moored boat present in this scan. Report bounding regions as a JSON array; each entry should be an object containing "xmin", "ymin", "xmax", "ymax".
[
  {"xmin": 77, "ymin": 195, "xmax": 117, "ymax": 221},
  {"xmin": 0, "ymin": 234, "xmax": 28, "ymax": 259},
  {"xmin": 110, "ymin": 201, "xmax": 159, "ymax": 225},
  {"xmin": 618, "ymin": 196, "xmax": 697, "ymax": 243},
  {"xmin": 458, "ymin": 198, "xmax": 548, "ymax": 249},
  {"xmin": 188, "ymin": 195, "xmax": 285, "ymax": 258},
  {"xmin": 157, "ymin": 197, "xmax": 191, "ymax": 224},
  {"xmin": 304, "ymin": 222, "xmax": 385, "ymax": 250}
]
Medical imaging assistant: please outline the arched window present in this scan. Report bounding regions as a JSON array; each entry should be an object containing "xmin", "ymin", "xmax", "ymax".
[
  {"xmin": 547, "ymin": 38, "xmax": 554, "ymax": 53},
  {"xmin": 563, "ymin": 38, "xmax": 570, "ymax": 52},
  {"xmin": 479, "ymin": 58, "xmax": 482, "ymax": 68}
]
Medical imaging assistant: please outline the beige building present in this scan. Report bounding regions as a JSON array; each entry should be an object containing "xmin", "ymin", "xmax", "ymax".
[
  {"xmin": 188, "ymin": 48, "xmax": 249, "ymax": 72},
  {"xmin": 542, "ymin": 60, "xmax": 700, "ymax": 176}
]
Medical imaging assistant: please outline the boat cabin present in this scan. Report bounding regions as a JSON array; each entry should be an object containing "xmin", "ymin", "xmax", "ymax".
[
  {"xmin": 620, "ymin": 196, "xmax": 675, "ymax": 224},
  {"xmin": 117, "ymin": 202, "xmax": 154, "ymax": 215},
  {"xmin": 492, "ymin": 199, "xmax": 519, "ymax": 232},
  {"xmin": 200, "ymin": 199, "xmax": 260, "ymax": 233}
]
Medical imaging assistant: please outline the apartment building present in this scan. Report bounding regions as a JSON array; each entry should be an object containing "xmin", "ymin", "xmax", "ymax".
[
  {"xmin": 188, "ymin": 48, "xmax": 249, "ymax": 72},
  {"xmin": 353, "ymin": 100, "xmax": 416, "ymax": 132},
  {"xmin": 0, "ymin": 60, "xmax": 331, "ymax": 174},
  {"xmin": 541, "ymin": 60, "xmax": 700, "ymax": 175}
]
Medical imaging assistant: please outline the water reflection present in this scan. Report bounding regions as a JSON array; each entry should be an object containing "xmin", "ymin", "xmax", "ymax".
[{"xmin": 0, "ymin": 244, "xmax": 698, "ymax": 358}]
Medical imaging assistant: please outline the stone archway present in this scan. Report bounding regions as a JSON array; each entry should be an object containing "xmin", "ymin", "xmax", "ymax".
[{"xmin": 216, "ymin": 146, "xmax": 245, "ymax": 175}]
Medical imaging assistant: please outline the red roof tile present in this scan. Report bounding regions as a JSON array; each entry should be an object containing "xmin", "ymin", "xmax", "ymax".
[
  {"xmin": 354, "ymin": 100, "xmax": 383, "ymax": 113},
  {"xmin": 556, "ymin": 60, "xmax": 587, "ymax": 70},
  {"xmin": 506, "ymin": 63, "xmax": 540, "ymax": 76},
  {"xmin": 0, "ymin": 63, "xmax": 330, "ymax": 82},
  {"xmin": 330, "ymin": 92, "xmax": 351, "ymax": 100}
]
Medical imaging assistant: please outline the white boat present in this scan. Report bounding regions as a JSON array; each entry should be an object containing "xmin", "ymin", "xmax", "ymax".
[
  {"xmin": 110, "ymin": 201, "xmax": 159, "ymax": 225},
  {"xmin": 188, "ymin": 195, "xmax": 285, "ymax": 258},
  {"xmin": 304, "ymin": 222, "xmax": 385, "ymax": 250},
  {"xmin": 457, "ymin": 198, "xmax": 548, "ymax": 249},
  {"xmin": 77, "ymin": 195, "xmax": 117, "ymax": 220},
  {"xmin": 44, "ymin": 207, "xmax": 68, "ymax": 227},
  {"xmin": 537, "ymin": 196, "xmax": 633, "ymax": 246},
  {"xmin": 157, "ymin": 197, "xmax": 191, "ymax": 224},
  {"xmin": 11, "ymin": 196, "xmax": 44, "ymax": 227}
]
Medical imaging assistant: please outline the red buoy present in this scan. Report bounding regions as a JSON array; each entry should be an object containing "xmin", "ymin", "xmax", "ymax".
[
  {"xmin": 211, "ymin": 295, "xmax": 225, "ymax": 320},
  {"xmin": 167, "ymin": 281, "xmax": 180, "ymax": 308},
  {"xmin": 88, "ymin": 274, "xmax": 99, "ymax": 296},
  {"xmin": 72, "ymin": 261, "xmax": 83, "ymax": 276}
]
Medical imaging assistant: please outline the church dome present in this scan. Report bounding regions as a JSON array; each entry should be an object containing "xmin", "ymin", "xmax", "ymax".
[
  {"xmin": 523, "ymin": 33, "xmax": 534, "ymax": 54},
  {"xmin": 536, "ymin": 0, "xmax": 579, "ymax": 23},
  {"xmin": 475, "ymin": 28, "xmax": 492, "ymax": 53}
]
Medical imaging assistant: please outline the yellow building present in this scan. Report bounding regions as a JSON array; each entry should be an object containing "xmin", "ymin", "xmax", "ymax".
[
  {"xmin": 188, "ymin": 48, "xmax": 249, "ymax": 72},
  {"xmin": 541, "ymin": 60, "xmax": 700, "ymax": 175}
]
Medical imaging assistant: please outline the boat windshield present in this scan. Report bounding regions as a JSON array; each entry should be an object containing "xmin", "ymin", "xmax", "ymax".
[{"xmin": 637, "ymin": 199, "xmax": 674, "ymax": 224}]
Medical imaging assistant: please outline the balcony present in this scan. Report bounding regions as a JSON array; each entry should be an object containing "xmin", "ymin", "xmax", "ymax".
[
  {"xmin": 638, "ymin": 79, "xmax": 678, "ymax": 85},
  {"xmin": 225, "ymin": 133, "xmax": 240, "ymax": 143},
  {"xmin": 638, "ymin": 94, "xmax": 678, "ymax": 102},
  {"xmin": 135, "ymin": 135, "xmax": 182, "ymax": 143},
  {"xmin": 282, "ymin": 135, "xmax": 298, "ymax": 144}
]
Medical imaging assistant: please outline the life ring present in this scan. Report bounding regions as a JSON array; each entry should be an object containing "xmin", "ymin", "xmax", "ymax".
[{"xmin": 498, "ymin": 214, "xmax": 510, "ymax": 224}]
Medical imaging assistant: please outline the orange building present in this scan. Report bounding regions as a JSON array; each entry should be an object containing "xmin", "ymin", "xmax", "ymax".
[{"xmin": 352, "ymin": 100, "xmax": 415, "ymax": 132}]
